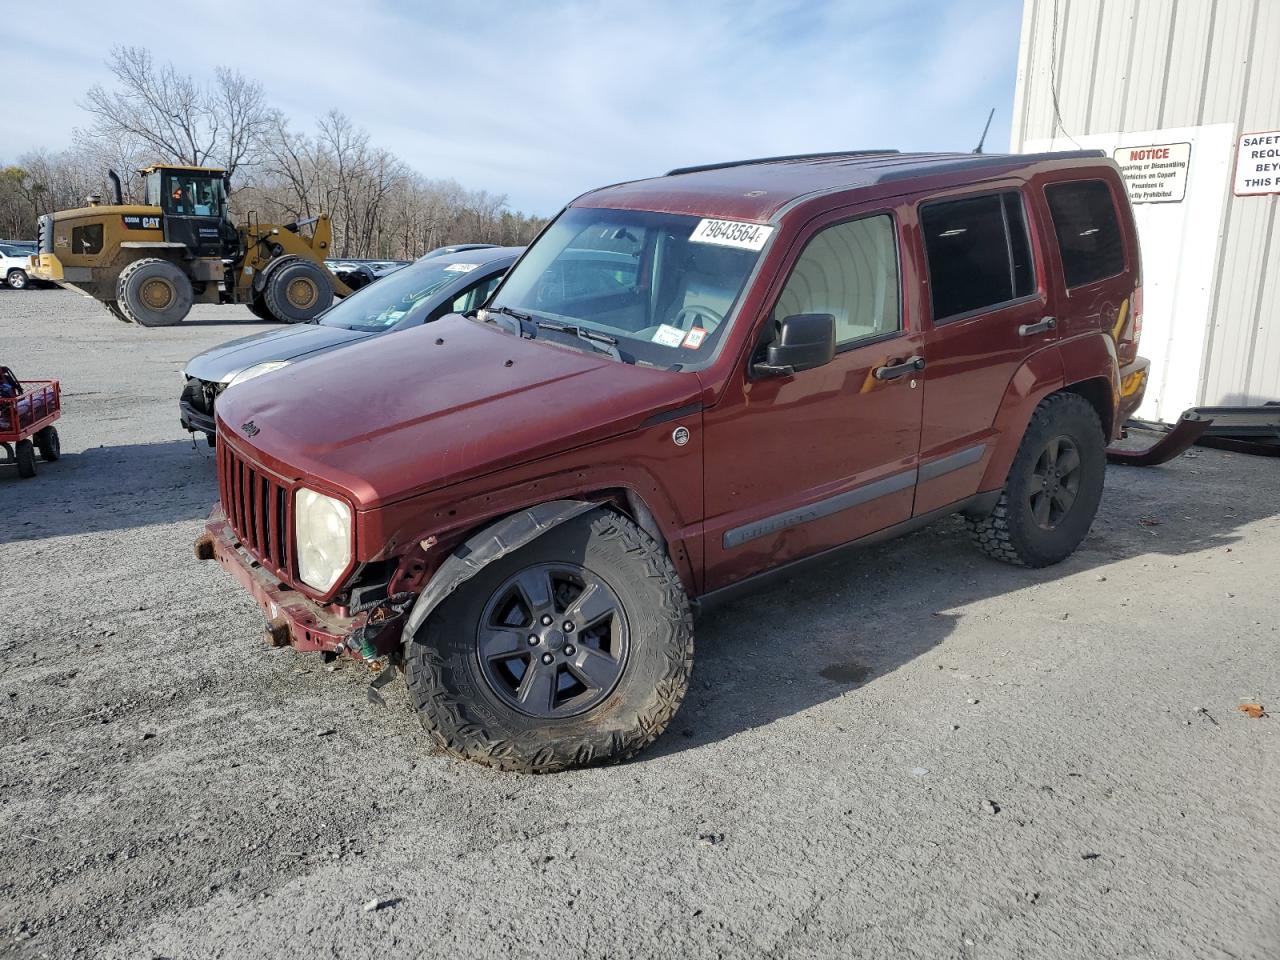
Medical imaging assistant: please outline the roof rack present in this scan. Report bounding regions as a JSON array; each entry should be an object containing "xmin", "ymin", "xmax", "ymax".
[{"xmin": 665, "ymin": 150, "xmax": 900, "ymax": 177}]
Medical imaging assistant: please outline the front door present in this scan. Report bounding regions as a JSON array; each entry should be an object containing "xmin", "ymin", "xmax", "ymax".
[{"xmin": 702, "ymin": 209, "xmax": 925, "ymax": 591}]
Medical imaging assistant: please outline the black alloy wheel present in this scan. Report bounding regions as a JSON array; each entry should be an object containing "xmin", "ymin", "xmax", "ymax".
[{"xmin": 477, "ymin": 562, "xmax": 630, "ymax": 719}]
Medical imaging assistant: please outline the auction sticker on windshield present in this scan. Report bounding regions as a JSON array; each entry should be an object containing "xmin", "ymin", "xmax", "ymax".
[
  {"xmin": 652, "ymin": 324, "xmax": 686, "ymax": 347},
  {"xmin": 444, "ymin": 263, "xmax": 479, "ymax": 272},
  {"xmin": 690, "ymin": 219, "xmax": 774, "ymax": 251}
]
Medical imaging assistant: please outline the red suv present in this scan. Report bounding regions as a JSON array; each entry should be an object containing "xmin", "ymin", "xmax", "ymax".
[{"xmin": 197, "ymin": 149, "xmax": 1149, "ymax": 772}]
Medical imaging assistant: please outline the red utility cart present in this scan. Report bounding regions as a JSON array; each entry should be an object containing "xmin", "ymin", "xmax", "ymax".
[{"xmin": 0, "ymin": 366, "xmax": 61, "ymax": 479}]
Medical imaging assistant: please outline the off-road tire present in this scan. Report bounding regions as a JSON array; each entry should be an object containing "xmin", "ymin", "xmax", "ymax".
[
  {"xmin": 967, "ymin": 392, "xmax": 1105, "ymax": 567},
  {"xmin": 16, "ymin": 439, "xmax": 36, "ymax": 478},
  {"xmin": 247, "ymin": 295, "xmax": 274, "ymax": 322},
  {"xmin": 35, "ymin": 426, "xmax": 60, "ymax": 462},
  {"xmin": 262, "ymin": 256, "xmax": 333, "ymax": 323},
  {"xmin": 6, "ymin": 269, "xmax": 28, "ymax": 290},
  {"xmin": 116, "ymin": 258, "xmax": 193, "ymax": 326},
  {"xmin": 405, "ymin": 510, "xmax": 694, "ymax": 773},
  {"xmin": 103, "ymin": 300, "xmax": 132, "ymax": 324}
]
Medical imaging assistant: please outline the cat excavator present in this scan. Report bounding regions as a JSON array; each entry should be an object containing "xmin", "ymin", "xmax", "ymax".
[{"xmin": 27, "ymin": 164, "xmax": 353, "ymax": 326}]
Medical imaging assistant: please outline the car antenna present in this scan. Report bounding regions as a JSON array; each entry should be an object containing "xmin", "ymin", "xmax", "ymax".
[{"xmin": 973, "ymin": 108, "xmax": 996, "ymax": 154}]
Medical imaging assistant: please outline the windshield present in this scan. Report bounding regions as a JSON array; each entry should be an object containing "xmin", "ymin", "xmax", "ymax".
[
  {"xmin": 319, "ymin": 259, "xmax": 483, "ymax": 332},
  {"xmin": 148, "ymin": 171, "xmax": 228, "ymax": 218},
  {"xmin": 487, "ymin": 207, "xmax": 769, "ymax": 366}
]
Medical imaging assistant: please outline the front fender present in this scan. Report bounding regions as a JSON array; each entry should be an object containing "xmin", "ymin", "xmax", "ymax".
[{"xmin": 399, "ymin": 499, "xmax": 597, "ymax": 647}]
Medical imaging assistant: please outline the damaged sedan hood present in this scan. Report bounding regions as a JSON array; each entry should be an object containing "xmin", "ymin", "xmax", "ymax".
[{"xmin": 215, "ymin": 314, "xmax": 697, "ymax": 508}]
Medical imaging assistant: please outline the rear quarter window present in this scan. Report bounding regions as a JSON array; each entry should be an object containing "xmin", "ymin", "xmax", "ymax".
[{"xmin": 1044, "ymin": 180, "xmax": 1125, "ymax": 288}]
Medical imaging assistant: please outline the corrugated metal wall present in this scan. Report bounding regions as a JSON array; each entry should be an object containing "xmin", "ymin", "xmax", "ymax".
[{"xmin": 1011, "ymin": 0, "xmax": 1280, "ymax": 407}]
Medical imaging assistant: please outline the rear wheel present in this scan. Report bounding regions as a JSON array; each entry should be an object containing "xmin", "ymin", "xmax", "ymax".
[
  {"xmin": 247, "ymin": 295, "xmax": 274, "ymax": 322},
  {"xmin": 6, "ymin": 269, "xmax": 28, "ymax": 290},
  {"xmin": 35, "ymin": 426, "xmax": 60, "ymax": 461},
  {"xmin": 117, "ymin": 258, "xmax": 193, "ymax": 326},
  {"xmin": 16, "ymin": 439, "xmax": 36, "ymax": 478},
  {"xmin": 103, "ymin": 300, "xmax": 132, "ymax": 324},
  {"xmin": 262, "ymin": 256, "xmax": 333, "ymax": 323},
  {"xmin": 405, "ymin": 510, "xmax": 694, "ymax": 773},
  {"xmin": 967, "ymin": 392, "xmax": 1106, "ymax": 567}
]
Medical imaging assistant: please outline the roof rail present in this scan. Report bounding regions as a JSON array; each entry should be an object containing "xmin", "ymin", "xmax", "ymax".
[{"xmin": 665, "ymin": 150, "xmax": 900, "ymax": 177}]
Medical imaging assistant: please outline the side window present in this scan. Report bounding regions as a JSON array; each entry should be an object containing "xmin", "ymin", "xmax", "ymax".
[
  {"xmin": 773, "ymin": 214, "xmax": 900, "ymax": 346},
  {"xmin": 921, "ymin": 192, "xmax": 1035, "ymax": 322},
  {"xmin": 1045, "ymin": 180, "xmax": 1124, "ymax": 288},
  {"xmin": 451, "ymin": 273, "xmax": 503, "ymax": 314}
]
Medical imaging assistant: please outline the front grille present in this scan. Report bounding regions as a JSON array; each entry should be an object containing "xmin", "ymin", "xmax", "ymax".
[{"xmin": 217, "ymin": 441, "xmax": 292, "ymax": 582}]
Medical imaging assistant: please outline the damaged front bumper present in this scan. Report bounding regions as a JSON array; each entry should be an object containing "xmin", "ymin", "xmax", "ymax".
[{"xmin": 196, "ymin": 507, "xmax": 407, "ymax": 663}]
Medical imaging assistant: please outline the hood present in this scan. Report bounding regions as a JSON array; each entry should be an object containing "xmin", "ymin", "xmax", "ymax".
[
  {"xmin": 216, "ymin": 314, "xmax": 698, "ymax": 509},
  {"xmin": 184, "ymin": 324, "xmax": 372, "ymax": 383}
]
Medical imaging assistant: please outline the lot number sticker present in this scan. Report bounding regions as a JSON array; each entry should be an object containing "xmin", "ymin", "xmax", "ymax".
[
  {"xmin": 444, "ymin": 263, "xmax": 479, "ymax": 272},
  {"xmin": 682, "ymin": 326, "xmax": 707, "ymax": 349},
  {"xmin": 690, "ymin": 219, "xmax": 774, "ymax": 251},
  {"xmin": 652, "ymin": 324, "xmax": 686, "ymax": 347},
  {"xmin": 1234, "ymin": 130, "xmax": 1280, "ymax": 196}
]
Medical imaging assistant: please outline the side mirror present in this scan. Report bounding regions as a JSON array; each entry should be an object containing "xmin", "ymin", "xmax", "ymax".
[{"xmin": 753, "ymin": 313, "xmax": 836, "ymax": 377}]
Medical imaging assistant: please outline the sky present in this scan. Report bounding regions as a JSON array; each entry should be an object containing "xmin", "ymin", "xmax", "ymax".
[{"xmin": 0, "ymin": 0, "xmax": 1025, "ymax": 216}]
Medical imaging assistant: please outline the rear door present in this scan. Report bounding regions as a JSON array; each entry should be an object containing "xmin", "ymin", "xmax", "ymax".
[
  {"xmin": 701, "ymin": 207, "xmax": 926, "ymax": 589},
  {"xmin": 912, "ymin": 185, "xmax": 1056, "ymax": 515}
]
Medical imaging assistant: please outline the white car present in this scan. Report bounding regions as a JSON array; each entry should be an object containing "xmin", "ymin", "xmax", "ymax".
[{"xmin": 0, "ymin": 243, "xmax": 34, "ymax": 289}]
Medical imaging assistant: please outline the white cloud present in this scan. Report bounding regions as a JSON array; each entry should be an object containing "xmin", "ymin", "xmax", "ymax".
[{"xmin": 0, "ymin": 0, "xmax": 1022, "ymax": 213}]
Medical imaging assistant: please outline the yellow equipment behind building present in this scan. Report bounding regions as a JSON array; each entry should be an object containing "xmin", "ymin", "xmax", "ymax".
[{"xmin": 27, "ymin": 164, "xmax": 353, "ymax": 326}]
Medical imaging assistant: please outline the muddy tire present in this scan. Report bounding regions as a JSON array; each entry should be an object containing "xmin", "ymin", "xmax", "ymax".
[
  {"xmin": 16, "ymin": 439, "xmax": 36, "ymax": 478},
  {"xmin": 967, "ymin": 392, "xmax": 1105, "ymax": 567},
  {"xmin": 35, "ymin": 426, "xmax": 60, "ymax": 462},
  {"xmin": 405, "ymin": 510, "xmax": 694, "ymax": 773},
  {"xmin": 117, "ymin": 258, "xmax": 193, "ymax": 326},
  {"xmin": 262, "ymin": 256, "xmax": 333, "ymax": 323}
]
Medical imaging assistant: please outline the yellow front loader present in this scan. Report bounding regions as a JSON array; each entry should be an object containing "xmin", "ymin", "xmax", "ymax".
[{"xmin": 28, "ymin": 164, "xmax": 353, "ymax": 326}]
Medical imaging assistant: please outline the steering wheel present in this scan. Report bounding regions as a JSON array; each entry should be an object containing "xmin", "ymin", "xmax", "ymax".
[{"xmin": 672, "ymin": 305, "xmax": 724, "ymax": 332}]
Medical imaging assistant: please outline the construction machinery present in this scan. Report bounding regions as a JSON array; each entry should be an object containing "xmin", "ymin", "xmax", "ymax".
[{"xmin": 27, "ymin": 164, "xmax": 353, "ymax": 326}]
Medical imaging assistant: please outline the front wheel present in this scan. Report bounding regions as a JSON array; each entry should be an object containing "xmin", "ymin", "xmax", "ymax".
[
  {"xmin": 262, "ymin": 256, "xmax": 333, "ymax": 323},
  {"xmin": 16, "ymin": 439, "xmax": 36, "ymax": 478},
  {"xmin": 405, "ymin": 510, "xmax": 694, "ymax": 773},
  {"xmin": 967, "ymin": 392, "xmax": 1106, "ymax": 567},
  {"xmin": 6, "ymin": 269, "xmax": 28, "ymax": 290}
]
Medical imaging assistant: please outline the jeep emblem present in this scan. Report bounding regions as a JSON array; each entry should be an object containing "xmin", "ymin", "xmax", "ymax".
[
  {"xmin": 241, "ymin": 421, "xmax": 260, "ymax": 437},
  {"xmin": 672, "ymin": 426, "xmax": 690, "ymax": 447}
]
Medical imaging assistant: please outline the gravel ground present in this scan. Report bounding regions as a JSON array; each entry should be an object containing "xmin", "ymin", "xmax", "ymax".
[{"xmin": 1, "ymin": 287, "xmax": 1277, "ymax": 960}]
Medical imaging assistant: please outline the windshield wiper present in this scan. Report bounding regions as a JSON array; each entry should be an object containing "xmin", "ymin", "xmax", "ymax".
[
  {"xmin": 532, "ymin": 319, "xmax": 625, "ymax": 361},
  {"xmin": 481, "ymin": 305, "xmax": 537, "ymax": 338}
]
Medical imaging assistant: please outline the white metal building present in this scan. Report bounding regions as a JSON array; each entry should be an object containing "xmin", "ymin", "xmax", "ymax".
[{"xmin": 1010, "ymin": 0, "xmax": 1279, "ymax": 421}]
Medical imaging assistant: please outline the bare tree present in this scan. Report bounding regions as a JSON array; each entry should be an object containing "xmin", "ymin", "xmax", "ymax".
[{"xmin": 81, "ymin": 47, "xmax": 272, "ymax": 179}]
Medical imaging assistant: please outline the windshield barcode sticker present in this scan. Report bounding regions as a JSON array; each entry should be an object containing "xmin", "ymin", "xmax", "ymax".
[
  {"xmin": 689, "ymin": 219, "xmax": 773, "ymax": 251},
  {"xmin": 444, "ymin": 263, "xmax": 479, "ymax": 272}
]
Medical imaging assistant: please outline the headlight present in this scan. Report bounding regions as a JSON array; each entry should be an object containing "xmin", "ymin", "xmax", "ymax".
[
  {"xmin": 295, "ymin": 488, "xmax": 352, "ymax": 592},
  {"xmin": 226, "ymin": 360, "xmax": 290, "ymax": 389}
]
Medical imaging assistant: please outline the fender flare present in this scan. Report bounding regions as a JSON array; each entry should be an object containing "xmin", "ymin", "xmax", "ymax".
[{"xmin": 399, "ymin": 499, "xmax": 598, "ymax": 648}]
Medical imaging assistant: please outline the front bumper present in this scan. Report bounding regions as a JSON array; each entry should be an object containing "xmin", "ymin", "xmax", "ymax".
[
  {"xmin": 201, "ymin": 506, "xmax": 364, "ymax": 656},
  {"xmin": 180, "ymin": 379, "xmax": 219, "ymax": 436}
]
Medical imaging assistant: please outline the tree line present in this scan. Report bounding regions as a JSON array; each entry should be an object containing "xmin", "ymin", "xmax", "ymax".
[{"xmin": 0, "ymin": 47, "xmax": 547, "ymax": 257}]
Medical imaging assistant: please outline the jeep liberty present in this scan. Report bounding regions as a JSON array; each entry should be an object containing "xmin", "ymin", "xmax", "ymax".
[{"xmin": 196, "ymin": 149, "xmax": 1150, "ymax": 772}]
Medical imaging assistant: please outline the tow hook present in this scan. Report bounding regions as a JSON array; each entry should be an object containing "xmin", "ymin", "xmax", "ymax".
[
  {"xmin": 262, "ymin": 616, "xmax": 291, "ymax": 648},
  {"xmin": 193, "ymin": 532, "xmax": 216, "ymax": 561}
]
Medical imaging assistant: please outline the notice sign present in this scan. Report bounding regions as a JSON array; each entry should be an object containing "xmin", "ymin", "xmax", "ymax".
[
  {"xmin": 1234, "ymin": 130, "xmax": 1280, "ymax": 196},
  {"xmin": 1113, "ymin": 143, "xmax": 1191, "ymax": 203}
]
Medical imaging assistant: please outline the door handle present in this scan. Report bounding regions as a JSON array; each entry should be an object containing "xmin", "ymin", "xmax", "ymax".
[
  {"xmin": 873, "ymin": 355, "xmax": 926, "ymax": 381},
  {"xmin": 1018, "ymin": 316, "xmax": 1057, "ymax": 336}
]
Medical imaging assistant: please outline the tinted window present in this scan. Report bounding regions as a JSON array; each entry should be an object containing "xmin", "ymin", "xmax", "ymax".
[
  {"xmin": 1045, "ymin": 180, "xmax": 1124, "ymax": 287},
  {"xmin": 774, "ymin": 215, "xmax": 900, "ymax": 345},
  {"xmin": 922, "ymin": 192, "xmax": 1035, "ymax": 322}
]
